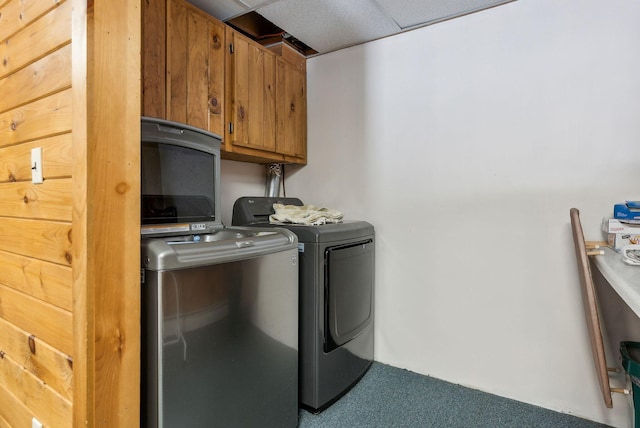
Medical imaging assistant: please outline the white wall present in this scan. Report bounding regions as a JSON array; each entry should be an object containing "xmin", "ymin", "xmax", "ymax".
[
  {"xmin": 219, "ymin": 159, "xmax": 265, "ymax": 227},
  {"xmin": 220, "ymin": 0, "xmax": 640, "ymax": 426}
]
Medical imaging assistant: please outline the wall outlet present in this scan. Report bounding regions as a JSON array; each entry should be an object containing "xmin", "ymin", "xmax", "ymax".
[
  {"xmin": 31, "ymin": 147, "xmax": 43, "ymax": 184},
  {"xmin": 32, "ymin": 417, "xmax": 44, "ymax": 428}
]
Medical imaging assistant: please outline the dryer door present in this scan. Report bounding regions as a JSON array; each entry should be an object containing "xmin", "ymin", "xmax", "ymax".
[{"xmin": 324, "ymin": 239, "xmax": 374, "ymax": 352}]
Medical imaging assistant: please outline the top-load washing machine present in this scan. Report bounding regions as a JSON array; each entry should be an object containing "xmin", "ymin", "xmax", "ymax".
[
  {"xmin": 232, "ymin": 197, "xmax": 374, "ymax": 413},
  {"xmin": 140, "ymin": 119, "xmax": 299, "ymax": 428}
]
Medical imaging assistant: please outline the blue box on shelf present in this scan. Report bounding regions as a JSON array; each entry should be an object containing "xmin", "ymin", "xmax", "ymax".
[{"xmin": 614, "ymin": 202, "xmax": 640, "ymax": 221}]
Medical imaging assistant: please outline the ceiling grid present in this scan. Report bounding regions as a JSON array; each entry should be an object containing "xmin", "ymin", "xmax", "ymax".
[{"xmin": 188, "ymin": 0, "xmax": 517, "ymax": 54}]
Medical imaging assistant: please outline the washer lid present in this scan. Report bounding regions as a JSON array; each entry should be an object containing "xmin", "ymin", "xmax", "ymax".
[
  {"xmin": 232, "ymin": 196, "xmax": 374, "ymax": 243},
  {"xmin": 232, "ymin": 196, "xmax": 303, "ymax": 226},
  {"xmin": 141, "ymin": 117, "xmax": 223, "ymax": 237},
  {"xmin": 276, "ymin": 221, "xmax": 374, "ymax": 243},
  {"xmin": 141, "ymin": 227, "xmax": 297, "ymax": 271}
]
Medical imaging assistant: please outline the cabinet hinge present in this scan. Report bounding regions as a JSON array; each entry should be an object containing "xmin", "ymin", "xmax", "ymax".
[
  {"xmin": 229, "ymin": 43, "xmax": 234, "ymax": 54},
  {"xmin": 228, "ymin": 122, "xmax": 233, "ymax": 134}
]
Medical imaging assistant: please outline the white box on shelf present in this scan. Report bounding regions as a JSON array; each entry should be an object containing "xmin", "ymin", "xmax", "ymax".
[{"xmin": 602, "ymin": 219, "xmax": 640, "ymax": 251}]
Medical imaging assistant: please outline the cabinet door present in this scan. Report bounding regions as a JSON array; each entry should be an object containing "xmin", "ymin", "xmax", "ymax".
[
  {"xmin": 207, "ymin": 19, "xmax": 225, "ymax": 137},
  {"xmin": 167, "ymin": 0, "xmax": 224, "ymax": 136},
  {"xmin": 227, "ymin": 28, "xmax": 276, "ymax": 153},
  {"xmin": 142, "ymin": 0, "xmax": 166, "ymax": 118},
  {"xmin": 167, "ymin": 0, "xmax": 190, "ymax": 124},
  {"xmin": 276, "ymin": 57, "xmax": 306, "ymax": 160},
  {"xmin": 185, "ymin": 9, "xmax": 209, "ymax": 129}
]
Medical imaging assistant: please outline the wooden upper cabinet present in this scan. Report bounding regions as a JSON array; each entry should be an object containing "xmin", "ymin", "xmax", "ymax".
[
  {"xmin": 226, "ymin": 27, "xmax": 277, "ymax": 154},
  {"xmin": 142, "ymin": 0, "xmax": 166, "ymax": 119},
  {"xmin": 207, "ymin": 20, "xmax": 225, "ymax": 136},
  {"xmin": 142, "ymin": 0, "xmax": 306, "ymax": 164},
  {"xmin": 226, "ymin": 29, "xmax": 307, "ymax": 164},
  {"xmin": 276, "ymin": 56, "xmax": 307, "ymax": 160},
  {"xmin": 166, "ymin": 0, "xmax": 225, "ymax": 137}
]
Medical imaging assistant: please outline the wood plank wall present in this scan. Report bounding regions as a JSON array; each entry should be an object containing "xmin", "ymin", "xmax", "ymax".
[
  {"xmin": 75, "ymin": 0, "xmax": 141, "ymax": 425},
  {"xmin": 0, "ymin": 0, "xmax": 141, "ymax": 426},
  {"xmin": 0, "ymin": 0, "xmax": 74, "ymax": 426}
]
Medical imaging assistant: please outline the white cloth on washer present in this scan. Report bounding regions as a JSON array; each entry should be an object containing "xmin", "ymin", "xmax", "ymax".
[{"xmin": 269, "ymin": 203, "xmax": 344, "ymax": 225}]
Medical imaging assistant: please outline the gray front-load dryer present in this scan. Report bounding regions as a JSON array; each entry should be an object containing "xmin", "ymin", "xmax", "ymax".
[{"xmin": 232, "ymin": 197, "xmax": 374, "ymax": 413}]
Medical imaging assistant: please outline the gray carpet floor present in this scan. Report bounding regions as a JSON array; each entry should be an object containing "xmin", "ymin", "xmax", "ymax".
[{"xmin": 298, "ymin": 362, "xmax": 612, "ymax": 428}]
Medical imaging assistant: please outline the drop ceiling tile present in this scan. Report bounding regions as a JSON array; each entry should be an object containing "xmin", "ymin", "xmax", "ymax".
[
  {"xmin": 187, "ymin": 0, "xmax": 249, "ymax": 21},
  {"xmin": 237, "ymin": 0, "xmax": 274, "ymax": 7},
  {"xmin": 257, "ymin": 0, "xmax": 401, "ymax": 54},
  {"xmin": 375, "ymin": 0, "xmax": 515, "ymax": 29}
]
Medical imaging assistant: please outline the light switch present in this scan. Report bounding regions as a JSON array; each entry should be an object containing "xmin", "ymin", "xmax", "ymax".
[{"xmin": 31, "ymin": 147, "xmax": 43, "ymax": 184}]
